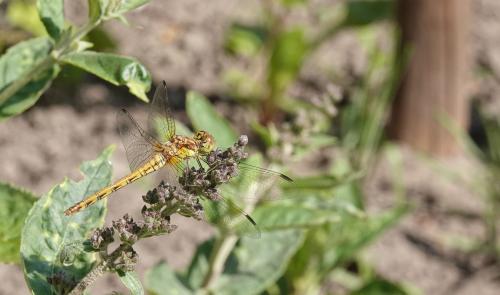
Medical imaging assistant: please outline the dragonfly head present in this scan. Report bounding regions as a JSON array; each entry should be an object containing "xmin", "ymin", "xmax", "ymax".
[{"xmin": 194, "ymin": 130, "xmax": 215, "ymax": 155}]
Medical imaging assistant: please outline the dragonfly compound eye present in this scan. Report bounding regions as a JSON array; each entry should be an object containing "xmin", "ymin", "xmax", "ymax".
[{"xmin": 195, "ymin": 131, "xmax": 215, "ymax": 155}]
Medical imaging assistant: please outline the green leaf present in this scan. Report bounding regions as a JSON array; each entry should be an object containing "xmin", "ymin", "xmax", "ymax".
[
  {"xmin": 225, "ymin": 24, "xmax": 267, "ymax": 57},
  {"xmin": 328, "ymin": 207, "xmax": 406, "ymax": 265},
  {"xmin": 146, "ymin": 262, "xmax": 193, "ymax": 295},
  {"xmin": 6, "ymin": 0, "xmax": 47, "ymax": 36},
  {"xmin": 282, "ymin": 174, "xmax": 357, "ymax": 191},
  {"xmin": 0, "ymin": 37, "xmax": 59, "ymax": 120},
  {"xmin": 210, "ymin": 230, "xmax": 303, "ymax": 294},
  {"xmin": 281, "ymin": 0, "xmax": 307, "ymax": 6},
  {"xmin": 251, "ymin": 204, "xmax": 341, "ymax": 231},
  {"xmin": 341, "ymin": 0, "xmax": 394, "ymax": 27},
  {"xmin": 268, "ymin": 28, "xmax": 308, "ymax": 98},
  {"xmin": 60, "ymin": 51, "xmax": 151, "ymax": 101},
  {"xmin": 89, "ymin": 0, "xmax": 151, "ymax": 21},
  {"xmin": 184, "ymin": 240, "xmax": 212, "ymax": 289},
  {"xmin": 119, "ymin": 271, "xmax": 145, "ymax": 295},
  {"xmin": 114, "ymin": 0, "xmax": 151, "ymax": 15},
  {"xmin": 0, "ymin": 183, "xmax": 37, "ymax": 264},
  {"xmin": 186, "ymin": 91, "xmax": 237, "ymax": 148},
  {"xmin": 88, "ymin": 0, "xmax": 104, "ymax": 22},
  {"xmin": 20, "ymin": 146, "xmax": 114, "ymax": 295},
  {"xmin": 351, "ymin": 278, "xmax": 410, "ymax": 295},
  {"xmin": 37, "ymin": 0, "xmax": 65, "ymax": 40},
  {"xmin": 222, "ymin": 69, "xmax": 263, "ymax": 101}
]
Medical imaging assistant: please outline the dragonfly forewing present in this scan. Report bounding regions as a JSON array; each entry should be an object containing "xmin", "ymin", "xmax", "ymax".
[{"xmin": 148, "ymin": 81, "xmax": 176, "ymax": 142}]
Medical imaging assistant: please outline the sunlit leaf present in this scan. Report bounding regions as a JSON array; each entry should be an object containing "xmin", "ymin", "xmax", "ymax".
[
  {"xmin": 37, "ymin": 0, "xmax": 65, "ymax": 40},
  {"xmin": 119, "ymin": 271, "xmax": 145, "ymax": 295},
  {"xmin": 20, "ymin": 146, "xmax": 114, "ymax": 294},
  {"xmin": 186, "ymin": 91, "xmax": 237, "ymax": 148},
  {"xmin": 0, "ymin": 37, "xmax": 58, "ymax": 120},
  {"xmin": 0, "ymin": 183, "xmax": 37, "ymax": 264},
  {"xmin": 6, "ymin": 1, "xmax": 47, "ymax": 37},
  {"xmin": 113, "ymin": 0, "xmax": 151, "ymax": 15},
  {"xmin": 89, "ymin": 0, "xmax": 151, "ymax": 21},
  {"xmin": 60, "ymin": 51, "xmax": 151, "ymax": 101}
]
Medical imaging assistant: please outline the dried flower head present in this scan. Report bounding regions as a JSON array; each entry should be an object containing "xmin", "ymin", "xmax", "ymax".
[
  {"xmin": 89, "ymin": 227, "xmax": 114, "ymax": 251},
  {"xmin": 180, "ymin": 135, "xmax": 248, "ymax": 201}
]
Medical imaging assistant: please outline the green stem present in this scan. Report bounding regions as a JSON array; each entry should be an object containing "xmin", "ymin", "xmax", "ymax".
[
  {"xmin": 200, "ymin": 183, "xmax": 261, "ymax": 290},
  {"xmin": 201, "ymin": 234, "xmax": 239, "ymax": 290},
  {"xmin": 0, "ymin": 20, "xmax": 100, "ymax": 107}
]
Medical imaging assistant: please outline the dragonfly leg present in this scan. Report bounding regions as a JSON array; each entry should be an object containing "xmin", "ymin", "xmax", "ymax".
[{"xmin": 195, "ymin": 156, "xmax": 203, "ymax": 168}]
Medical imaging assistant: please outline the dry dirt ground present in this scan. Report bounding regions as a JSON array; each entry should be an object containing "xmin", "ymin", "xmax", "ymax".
[{"xmin": 1, "ymin": 0, "xmax": 500, "ymax": 294}]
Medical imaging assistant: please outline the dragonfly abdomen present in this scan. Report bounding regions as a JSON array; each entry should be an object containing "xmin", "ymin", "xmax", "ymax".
[{"xmin": 64, "ymin": 153, "xmax": 167, "ymax": 215}]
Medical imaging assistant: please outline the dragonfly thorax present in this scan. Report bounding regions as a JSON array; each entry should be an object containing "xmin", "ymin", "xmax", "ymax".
[{"xmin": 166, "ymin": 135, "xmax": 199, "ymax": 160}]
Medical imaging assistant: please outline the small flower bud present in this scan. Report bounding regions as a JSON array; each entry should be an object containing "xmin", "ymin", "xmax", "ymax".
[
  {"xmin": 238, "ymin": 135, "xmax": 248, "ymax": 146},
  {"xmin": 89, "ymin": 227, "xmax": 115, "ymax": 251}
]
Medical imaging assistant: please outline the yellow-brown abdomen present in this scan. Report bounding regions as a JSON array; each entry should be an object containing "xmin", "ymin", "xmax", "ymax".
[{"xmin": 64, "ymin": 153, "xmax": 167, "ymax": 215}]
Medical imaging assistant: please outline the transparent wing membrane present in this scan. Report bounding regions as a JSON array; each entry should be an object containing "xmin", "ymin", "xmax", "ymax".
[
  {"xmin": 201, "ymin": 161, "xmax": 291, "ymax": 238},
  {"xmin": 117, "ymin": 109, "xmax": 160, "ymax": 172},
  {"xmin": 201, "ymin": 196, "xmax": 261, "ymax": 238},
  {"xmin": 239, "ymin": 162, "xmax": 293, "ymax": 182},
  {"xmin": 148, "ymin": 81, "xmax": 176, "ymax": 142}
]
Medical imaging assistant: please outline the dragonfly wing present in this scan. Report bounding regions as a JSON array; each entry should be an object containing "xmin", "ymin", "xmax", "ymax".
[
  {"xmin": 117, "ymin": 109, "xmax": 161, "ymax": 172},
  {"xmin": 148, "ymin": 81, "xmax": 176, "ymax": 142},
  {"xmin": 238, "ymin": 162, "xmax": 293, "ymax": 182},
  {"xmin": 218, "ymin": 159, "xmax": 292, "ymax": 204},
  {"xmin": 202, "ymin": 196, "xmax": 261, "ymax": 238}
]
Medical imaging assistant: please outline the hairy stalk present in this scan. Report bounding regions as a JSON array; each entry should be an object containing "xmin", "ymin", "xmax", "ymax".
[{"xmin": 67, "ymin": 263, "xmax": 106, "ymax": 295}]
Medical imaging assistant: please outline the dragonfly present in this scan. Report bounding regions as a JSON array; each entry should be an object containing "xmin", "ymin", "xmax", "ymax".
[{"xmin": 64, "ymin": 81, "xmax": 292, "ymax": 237}]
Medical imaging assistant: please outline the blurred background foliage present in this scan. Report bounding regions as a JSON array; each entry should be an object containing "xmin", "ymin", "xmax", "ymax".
[{"xmin": 1, "ymin": 0, "xmax": 497, "ymax": 294}]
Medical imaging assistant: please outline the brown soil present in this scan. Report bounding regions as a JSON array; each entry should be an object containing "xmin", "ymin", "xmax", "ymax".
[{"xmin": 1, "ymin": 0, "xmax": 500, "ymax": 294}]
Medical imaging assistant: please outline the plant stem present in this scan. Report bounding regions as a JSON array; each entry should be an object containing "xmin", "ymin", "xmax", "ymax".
[
  {"xmin": 201, "ymin": 234, "xmax": 239, "ymax": 289},
  {"xmin": 68, "ymin": 263, "xmax": 106, "ymax": 295}
]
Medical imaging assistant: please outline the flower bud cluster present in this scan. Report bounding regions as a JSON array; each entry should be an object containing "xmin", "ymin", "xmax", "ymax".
[
  {"xmin": 180, "ymin": 135, "xmax": 248, "ymax": 201},
  {"xmin": 84, "ymin": 136, "xmax": 249, "ymax": 274}
]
